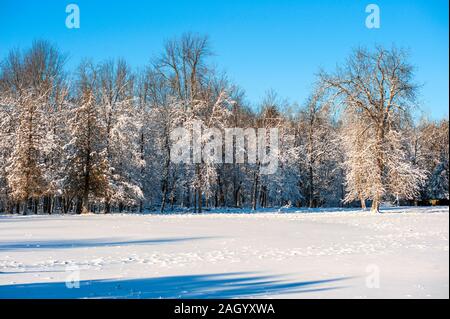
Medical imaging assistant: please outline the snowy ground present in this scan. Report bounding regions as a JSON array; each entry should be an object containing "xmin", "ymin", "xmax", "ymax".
[{"xmin": 0, "ymin": 206, "xmax": 448, "ymax": 299}]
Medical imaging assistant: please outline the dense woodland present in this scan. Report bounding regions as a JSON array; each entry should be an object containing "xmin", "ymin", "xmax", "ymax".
[{"xmin": 0, "ymin": 35, "xmax": 448, "ymax": 214}]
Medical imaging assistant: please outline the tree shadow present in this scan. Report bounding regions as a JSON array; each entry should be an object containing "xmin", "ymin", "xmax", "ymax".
[
  {"xmin": 0, "ymin": 237, "xmax": 213, "ymax": 251},
  {"xmin": 0, "ymin": 272, "xmax": 351, "ymax": 299},
  {"xmin": 0, "ymin": 270, "xmax": 66, "ymax": 274}
]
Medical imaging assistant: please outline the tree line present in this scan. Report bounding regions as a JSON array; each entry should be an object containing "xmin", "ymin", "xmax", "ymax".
[{"xmin": 0, "ymin": 35, "xmax": 448, "ymax": 214}]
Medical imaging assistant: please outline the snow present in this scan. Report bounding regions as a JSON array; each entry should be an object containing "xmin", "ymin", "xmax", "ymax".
[{"xmin": 0, "ymin": 206, "xmax": 448, "ymax": 299}]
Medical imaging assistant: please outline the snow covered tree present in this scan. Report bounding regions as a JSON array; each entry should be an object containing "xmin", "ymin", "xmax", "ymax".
[
  {"xmin": 340, "ymin": 109, "xmax": 374, "ymax": 209},
  {"xmin": 0, "ymin": 95, "xmax": 17, "ymax": 213},
  {"xmin": 65, "ymin": 62, "xmax": 109, "ymax": 214},
  {"xmin": 251, "ymin": 91, "xmax": 285, "ymax": 209},
  {"xmin": 321, "ymin": 47, "xmax": 426, "ymax": 212},
  {"xmin": 411, "ymin": 118, "xmax": 449, "ymax": 201},
  {"xmin": 154, "ymin": 33, "xmax": 234, "ymax": 213},
  {"xmin": 6, "ymin": 92, "xmax": 47, "ymax": 213},
  {"xmin": 0, "ymin": 40, "xmax": 67, "ymax": 214},
  {"xmin": 97, "ymin": 59, "xmax": 143, "ymax": 213},
  {"xmin": 296, "ymin": 91, "xmax": 341, "ymax": 207}
]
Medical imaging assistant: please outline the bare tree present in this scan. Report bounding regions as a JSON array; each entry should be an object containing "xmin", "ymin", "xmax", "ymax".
[{"xmin": 320, "ymin": 47, "xmax": 425, "ymax": 212}]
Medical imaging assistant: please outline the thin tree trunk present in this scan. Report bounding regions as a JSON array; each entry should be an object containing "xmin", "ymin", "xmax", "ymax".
[
  {"xmin": 252, "ymin": 170, "xmax": 259, "ymax": 210},
  {"xmin": 360, "ymin": 196, "xmax": 366, "ymax": 209},
  {"xmin": 193, "ymin": 188, "xmax": 197, "ymax": 213},
  {"xmin": 308, "ymin": 164, "xmax": 314, "ymax": 208},
  {"xmin": 198, "ymin": 187, "xmax": 202, "ymax": 214},
  {"xmin": 371, "ymin": 123, "xmax": 385, "ymax": 213},
  {"xmin": 161, "ymin": 184, "xmax": 167, "ymax": 213}
]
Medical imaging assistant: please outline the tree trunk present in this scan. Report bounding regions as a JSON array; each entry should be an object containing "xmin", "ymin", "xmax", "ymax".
[
  {"xmin": 81, "ymin": 189, "xmax": 89, "ymax": 214},
  {"xmin": 105, "ymin": 200, "xmax": 111, "ymax": 214},
  {"xmin": 360, "ymin": 196, "xmax": 366, "ymax": 209},
  {"xmin": 160, "ymin": 184, "xmax": 167, "ymax": 213},
  {"xmin": 170, "ymin": 193, "xmax": 175, "ymax": 210},
  {"xmin": 371, "ymin": 123, "xmax": 385, "ymax": 214},
  {"xmin": 197, "ymin": 187, "xmax": 202, "ymax": 214},
  {"xmin": 308, "ymin": 164, "xmax": 314, "ymax": 208},
  {"xmin": 26, "ymin": 198, "xmax": 32, "ymax": 215},
  {"xmin": 193, "ymin": 188, "xmax": 197, "ymax": 213},
  {"xmin": 252, "ymin": 171, "xmax": 259, "ymax": 211},
  {"xmin": 160, "ymin": 129, "xmax": 171, "ymax": 214},
  {"xmin": 371, "ymin": 197, "xmax": 380, "ymax": 213},
  {"xmin": 234, "ymin": 185, "xmax": 241, "ymax": 208}
]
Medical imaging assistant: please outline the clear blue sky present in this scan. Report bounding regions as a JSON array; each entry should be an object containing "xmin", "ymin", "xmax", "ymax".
[{"xmin": 1, "ymin": 0, "xmax": 448, "ymax": 119}]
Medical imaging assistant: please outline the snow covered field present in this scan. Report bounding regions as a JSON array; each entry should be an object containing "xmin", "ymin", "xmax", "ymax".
[{"xmin": 0, "ymin": 206, "xmax": 448, "ymax": 299}]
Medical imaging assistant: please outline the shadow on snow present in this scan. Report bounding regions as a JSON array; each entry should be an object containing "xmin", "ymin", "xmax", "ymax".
[
  {"xmin": 0, "ymin": 237, "xmax": 213, "ymax": 251},
  {"xmin": 0, "ymin": 272, "xmax": 351, "ymax": 298}
]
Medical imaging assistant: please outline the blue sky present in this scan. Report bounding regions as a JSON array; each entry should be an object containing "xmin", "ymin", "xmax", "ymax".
[{"xmin": 0, "ymin": 0, "xmax": 448, "ymax": 119}]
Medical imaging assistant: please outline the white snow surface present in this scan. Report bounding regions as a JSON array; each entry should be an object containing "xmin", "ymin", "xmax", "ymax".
[{"xmin": 0, "ymin": 206, "xmax": 448, "ymax": 299}]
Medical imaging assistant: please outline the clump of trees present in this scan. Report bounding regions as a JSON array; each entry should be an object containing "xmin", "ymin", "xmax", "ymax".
[{"xmin": 0, "ymin": 37, "xmax": 448, "ymax": 214}]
